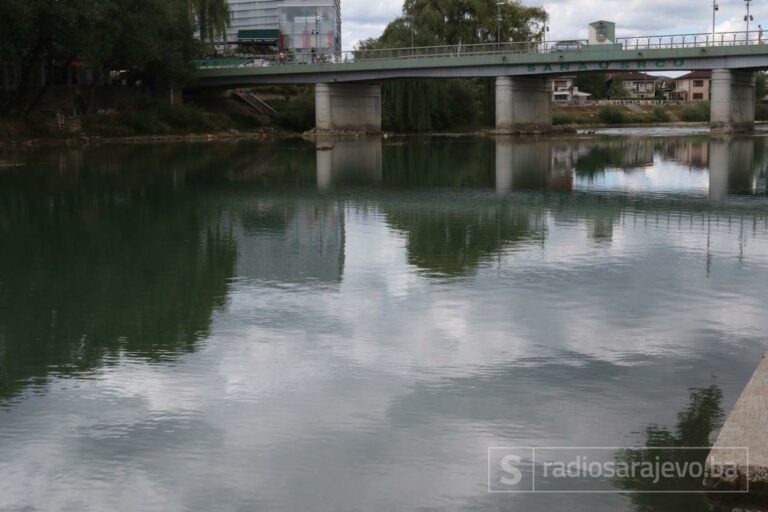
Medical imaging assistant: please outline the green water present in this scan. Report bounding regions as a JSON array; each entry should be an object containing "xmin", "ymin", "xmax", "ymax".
[{"xmin": 0, "ymin": 134, "xmax": 767, "ymax": 511}]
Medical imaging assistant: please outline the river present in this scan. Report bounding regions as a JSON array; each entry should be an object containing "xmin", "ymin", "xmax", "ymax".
[{"xmin": 0, "ymin": 132, "xmax": 767, "ymax": 511}]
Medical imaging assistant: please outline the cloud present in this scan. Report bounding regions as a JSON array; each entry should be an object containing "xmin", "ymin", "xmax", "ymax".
[{"xmin": 342, "ymin": 0, "xmax": 768, "ymax": 49}]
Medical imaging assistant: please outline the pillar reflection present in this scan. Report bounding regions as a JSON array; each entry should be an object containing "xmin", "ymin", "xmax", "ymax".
[
  {"xmin": 316, "ymin": 138, "xmax": 383, "ymax": 191},
  {"xmin": 708, "ymin": 137, "xmax": 756, "ymax": 201},
  {"xmin": 494, "ymin": 138, "xmax": 556, "ymax": 193}
]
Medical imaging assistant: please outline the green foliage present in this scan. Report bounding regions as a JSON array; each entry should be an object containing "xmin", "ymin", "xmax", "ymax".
[
  {"xmin": 189, "ymin": 0, "xmax": 231, "ymax": 43},
  {"xmin": 357, "ymin": 0, "xmax": 547, "ymax": 131},
  {"xmin": 756, "ymin": 72, "xmax": 767, "ymax": 100},
  {"xmin": 357, "ymin": 0, "xmax": 547, "ymax": 50},
  {"xmin": 606, "ymin": 77, "xmax": 628, "ymax": 99},
  {"xmin": 756, "ymin": 104, "xmax": 768, "ymax": 121},
  {"xmin": 651, "ymin": 106, "xmax": 670, "ymax": 123},
  {"xmin": 0, "ymin": 114, "xmax": 59, "ymax": 140},
  {"xmin": 552, "ymin": 111, "xmax": 590, "ymax": 125},
  {"xmin": 381, "ymin": 79, "xmax": 488, "ymax": 132},
  {"xmin": 0, "ymin": 0, "xmax": 200, "ymax": 115},
  {"xmin": 0, "ymin": 146, "xmax": 238, "ymax": 401},
  {"xmin": 598, "ymin": 105, "xmax": 627, "ymax": 124},
  {"xmin": 82, "ymin": 105, "xmax": 230, "ymax": 136},
  {"xmin": 614, "ymin": 386, "xmax": 723, "ymax": 510},
  {"xmin": 274, "ymin": 93, "xmax": 315, "ymax": 132},
  {"xmin": 680, "ymin": 102, "xmax": 710, "ymax": 122},
  {"xmin": 573, "ymin": 72, "xmax": 608, "ymax": 99}
]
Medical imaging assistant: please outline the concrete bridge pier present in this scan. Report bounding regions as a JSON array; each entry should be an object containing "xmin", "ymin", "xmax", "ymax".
[
  {"xmin": 315, "ymin": 83, "xmax": 382, "ymax": 133},
  {"xmin": 495, "ymin": 76, "xmax": 552, "ymax": 133},
  {"xmin": 710, "ymin": 70, "xmax": 756, "ymax": 134}
]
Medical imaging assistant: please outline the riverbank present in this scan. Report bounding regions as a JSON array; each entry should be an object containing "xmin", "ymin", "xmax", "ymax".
[
  {"xmin": 1, "ymin": 114, "xmax": 764, "ymax": 149},
  {"xmin": 0, "ymin": 128, "xmax": 299, "ymax": 149}
]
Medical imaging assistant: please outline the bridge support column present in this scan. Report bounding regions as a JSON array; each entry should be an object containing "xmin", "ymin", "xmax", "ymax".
[
  {"xmin": 315, "ymin": 83, "xmax": 381, "ymax": 133},
  {"xmin": 495, "ymin": 76, "xmax": 552, "ymax": 133},
  {"xmin": 710, "ymin": 70, "xmax": 755, "ymax": 134}
]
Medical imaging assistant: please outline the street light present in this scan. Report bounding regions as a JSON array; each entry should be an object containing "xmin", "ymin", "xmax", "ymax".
[
  {"xmin": 712, "ymin": 0, "xmax": 719, "ymax": 41},
  {"xmin": 409, "ymin": 15, "xmax": 415, "ymax": 48},
  {"xmin": 497, "ymin": 1, "xmax": 505, "ymax": 50},
  {"xmin": 745, "ymin": 0, "xmax": 754, "ymax": 35},
  {"xmin": 542, "ymin": 19, "xmax": 550, "ymax": 45}
]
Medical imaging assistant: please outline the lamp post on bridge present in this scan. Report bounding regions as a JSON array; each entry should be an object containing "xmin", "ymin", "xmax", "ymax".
[
  {"xmin": 409, "ymin": 15, "xmax": 415, "ymax": 48},
  {"xmin": 497, "ymin": 1, "xmax": 504, "ymax": 50},
  {"xmin": 311, "ymin": 10, "xmax": 320, "ymax": 60},
  {"xmin": 745, "ymin": 0, "xmax": 754, "ymax": 37},
  {"xmin": 712, "ymin": 0, "xmax": 719, "ymax": 42}
]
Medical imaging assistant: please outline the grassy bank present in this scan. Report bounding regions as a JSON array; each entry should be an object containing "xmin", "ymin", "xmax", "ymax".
[
  {"xmin": 553, "ymin": 102, "xmax": 768, "ymax": 126},
  {"xmin": 0, "ymin": 103, "xmax": 284, "ymax": 145}
]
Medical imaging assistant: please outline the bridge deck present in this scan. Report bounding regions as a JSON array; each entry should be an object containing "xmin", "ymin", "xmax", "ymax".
[{"xmin": 194, "ymin": 31, "xmax": 768, "ymax": 88}]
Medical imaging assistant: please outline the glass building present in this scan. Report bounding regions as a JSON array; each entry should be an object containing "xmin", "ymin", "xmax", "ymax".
[{"xmin": 227, "ymin": 0, "xmax": 341, "ymax": 62}]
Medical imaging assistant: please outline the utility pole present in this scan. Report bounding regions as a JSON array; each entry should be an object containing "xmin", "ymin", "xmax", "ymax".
[
  {"xmin": 712, "ymin": 0, "xmax": 719, "ymax": 42},
  {"xmin": 745, "ymin": 0, "xmax": 754, "ymax": 36}
]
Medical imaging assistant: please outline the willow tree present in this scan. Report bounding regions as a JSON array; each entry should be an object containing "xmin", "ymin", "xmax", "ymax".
[
  {"xmin": 402, "ymin": 0, "xmax": 547, "ymax": 46},
  {"xmin": 357, "ymin": 0, "xmax": 547, "ymax": 131},
  {"xmin": 189, "ymin": 0, "xmax": 231, "ymax": 43}
]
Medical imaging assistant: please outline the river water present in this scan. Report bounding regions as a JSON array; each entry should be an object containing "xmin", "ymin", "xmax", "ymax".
[{"xmin": 0, "ymin": 132, "xmax": 767, "ymax": 511}]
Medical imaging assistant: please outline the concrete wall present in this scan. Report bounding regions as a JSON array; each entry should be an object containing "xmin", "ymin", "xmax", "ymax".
[
  {"xmin": 315, "ymin": 83, "xmax": 381, "ymax": 133},
  {"xmin": 495, "ymin": 76, "xmax": 552, "ymax": 133},
  {"xmin": 710, "ymin": 69, "xmax": 756, "ymax": 134},
  {"xmin": 705, "ymin": 353, "xmax": 768, "ymax": 493}
]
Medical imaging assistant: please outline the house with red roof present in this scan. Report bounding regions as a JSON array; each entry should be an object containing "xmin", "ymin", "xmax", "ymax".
[
  {"xmin": 605, "ymin": 72, "xmax": 657, "ymax": 98},
  {"xmin": 669, "ymin": 71, "xmax": 712, "ymax": 101}
]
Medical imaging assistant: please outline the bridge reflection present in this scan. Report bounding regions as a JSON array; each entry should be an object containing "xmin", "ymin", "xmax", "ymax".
[{"xmin": 0, "ymin": 137, "xmax": 765, "ymax": 402}]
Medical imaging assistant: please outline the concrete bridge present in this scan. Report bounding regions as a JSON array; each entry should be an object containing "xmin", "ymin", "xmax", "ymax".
[{"xmin": 194, "ymin": 22, "xmax": 768, "ymax": 134}]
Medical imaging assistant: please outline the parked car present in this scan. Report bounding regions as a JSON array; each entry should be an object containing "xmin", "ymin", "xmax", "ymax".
[
  {"xmin": 552, "ymin": 40, "xmax": 585, "ymax": 52},
  {"xmin": 237, "ymin": 58, "xmax": 272, "ymax": 68}
]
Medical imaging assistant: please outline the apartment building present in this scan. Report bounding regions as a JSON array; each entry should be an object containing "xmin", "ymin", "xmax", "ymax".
[{"xmin": 227, "ymin": 0, "xmax": 341, "ymax": 62}]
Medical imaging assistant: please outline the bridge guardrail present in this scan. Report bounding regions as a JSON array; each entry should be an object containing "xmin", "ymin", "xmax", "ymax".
[{"xmin": 196, "ymin": 30, "xmax": 767, "ymax": 70}]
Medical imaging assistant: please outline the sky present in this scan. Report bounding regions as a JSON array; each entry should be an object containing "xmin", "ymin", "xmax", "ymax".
[{"xmin": 341, "ymin": 0, "xmax": 768, "ymax": 51}]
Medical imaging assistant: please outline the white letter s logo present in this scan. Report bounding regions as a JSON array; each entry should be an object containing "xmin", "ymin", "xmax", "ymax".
[{"xmin": 500, "ymin": 455, "xmax": 522, "ymax": 486}]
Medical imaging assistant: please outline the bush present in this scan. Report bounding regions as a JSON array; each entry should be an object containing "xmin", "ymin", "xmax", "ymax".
[
  {"xmin": 275, "ymin": 93, "xmax": 315, "ymax": 132},
  {"xmin": 553, "ymin": 111, "xmax": 592, "ymax": 125},
  {"xmin": 756, "ymin": 104, "xmax": 768, "ymax": 121},
  {"xmin": 157, "ymin": 105, "xmax": 229, "ymax": 133},
  {"xmin": 598, "ymin": 105, "xmax": 627, "ymax": 124},
  {"xmin": 680, "ymin": 102, "xmax": 710, "ymax": 122},
  {"xmin": 651, "ymin": 106, "xmax": 670, "ymax": 123},
  {"xmin": 83, "ymin": 105, "xmax": 233, "ymax": 137},
  {"xmin": 552, "ymin": 111, "xmax": 572, "ymax": 125}
]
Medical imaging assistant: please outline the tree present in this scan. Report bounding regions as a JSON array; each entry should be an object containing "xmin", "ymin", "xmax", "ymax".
[
  {"xmin": 189, "ymin": 0, "xmax": 231, "ymax": 43},
  {"xmin": 357, "ymin": 0, "xmax": 547, "ymax": 131},
  {"xmin": 573, "ymin": 72, "xmax": 608, "ymax": 99},
  {"xmin": 756, "ymin": 71, "xmax": 767, "ymax": 101},
  {"xmin": 401, "ymin": 0, "xmax": 546, "ymax": 46},
  {"xmin": 607, "ymin": 77, "xmax": 628, "ymax": 99},
  {"xmin": 0, "ymin": 0, "xmax": 198, "ymax": 115}
]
